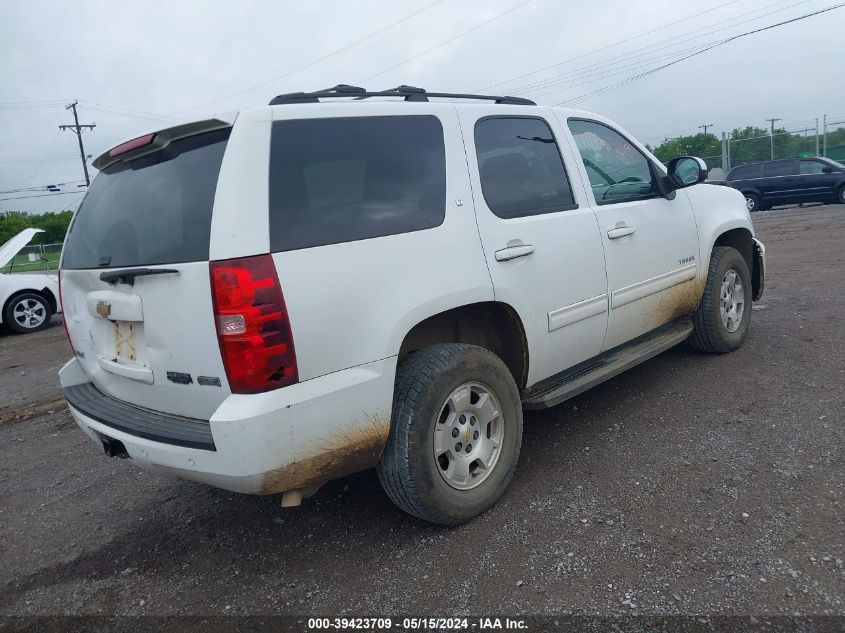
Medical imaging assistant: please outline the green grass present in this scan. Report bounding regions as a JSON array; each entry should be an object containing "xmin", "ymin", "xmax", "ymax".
[{"xmin": 1, "ymin": 252, "xmax": 61, "ymax": 274}]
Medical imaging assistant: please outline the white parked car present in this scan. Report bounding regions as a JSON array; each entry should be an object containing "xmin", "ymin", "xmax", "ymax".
[
  {"xmin": 58, "ymin": 86, "xmax": 765, "ymax": 524},
  {"xmin": 0, "ymin": 228, "xmax": 60, "ymax": 334}
]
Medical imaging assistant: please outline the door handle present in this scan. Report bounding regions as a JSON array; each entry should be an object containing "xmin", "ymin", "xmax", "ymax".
[
  {"xmin": 607, "ymin": 225, "xmax": 636, "ymax": 240},
  {"xmin": 495, "ymin": 243, "xmax": 535, "ymax": 261}
]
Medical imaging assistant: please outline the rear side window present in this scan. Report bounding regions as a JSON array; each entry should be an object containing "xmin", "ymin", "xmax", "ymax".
[
  {"xmin": 62, "ymin": 128, "xmax": 229, "ymax": 270},
  {"xmin": 763, "ymin": 160, "xmax": 796, "ymax": 177},
  {"xmin": 729, "ymin": 164, "xmax": 761, "ymax": 180},
  {"xmin": 269, "ymin": 115, "xmax": 446, "ymax": 252},
  {"xmin": 474, "ymin": 117, "xmax": 576, "ymax": 218}
]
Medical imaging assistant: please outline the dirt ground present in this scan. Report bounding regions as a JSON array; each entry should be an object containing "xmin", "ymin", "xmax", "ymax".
[{"xmin": 0, "ymin": 205, "xmax": 843, "ymax": 621}]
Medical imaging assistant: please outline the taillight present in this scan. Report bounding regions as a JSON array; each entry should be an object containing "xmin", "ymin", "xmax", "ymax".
[
  {"xmin": 109, "ymin": 133, "xmax": 155, "ymax": 157},
  {"xmin": 209, "ymin": 254, "xmax": 298, "ymax": 394}
]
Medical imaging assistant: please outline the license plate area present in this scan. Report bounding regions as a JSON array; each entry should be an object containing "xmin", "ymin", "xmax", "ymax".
[{"xmin": 113, "ymin": 320, "xmax": 138, "ymax": 362}]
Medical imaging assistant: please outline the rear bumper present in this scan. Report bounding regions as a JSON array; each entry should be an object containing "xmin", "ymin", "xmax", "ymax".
[{"xmin": 60, "ymin": 356, "xmax": 396, "ymax": 495}]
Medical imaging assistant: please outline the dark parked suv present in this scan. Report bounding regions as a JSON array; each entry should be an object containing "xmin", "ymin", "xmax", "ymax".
[{"xmin": 726, "ymin": 157, "xmax": 845, "ymax": 212}]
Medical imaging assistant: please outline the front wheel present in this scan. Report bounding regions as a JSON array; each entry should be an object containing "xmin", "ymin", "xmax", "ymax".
[
  {"xmin": 837, "ymin": 185, "xmax": 845, "ymax": 205},
  {"xmin": 377, "ymin": 344, "xmax": 523, "ymax": 525},
  {"xmin": 744, "ymin": 193, "xmax": 760, "ymax": 213},
  {"xmin": 690, "ymin": 247, "xmax": 752, "ymax": 353},
  {"xmin": 3, "ymin": 292, "xmax": 51, "ymax": 334}
]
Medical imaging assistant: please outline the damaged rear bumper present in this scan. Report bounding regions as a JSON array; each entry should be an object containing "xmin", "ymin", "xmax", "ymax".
[{"xmin": 59, "ymin": 356, "xmax": 396, "ymax": 495}]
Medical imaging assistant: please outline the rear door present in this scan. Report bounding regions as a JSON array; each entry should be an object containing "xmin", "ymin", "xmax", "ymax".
[
  {"xmin": 456, "ymin": 107, "xmax": 609, "ymax": 385},
  {"xmin": 60, "ymin": 122, "xmax": 234, "ymax": 420},
  {"xmin": 562, "ymin": 117, "xmax": 701, "ymax": 351}
]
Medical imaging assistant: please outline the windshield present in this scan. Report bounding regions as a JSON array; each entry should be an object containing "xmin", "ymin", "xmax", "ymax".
[
  {"xmin": 821, "ymin": 157, "xmax": 845, "ymax": 169},
  {"xmin": 61, "ymin": 128, "xmax": 229, "ymax": 270}
]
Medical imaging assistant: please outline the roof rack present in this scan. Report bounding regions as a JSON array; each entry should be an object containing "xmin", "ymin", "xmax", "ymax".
[{"xmin": 268, "ymin": 84, "xmax": 536, "ymax": 106}]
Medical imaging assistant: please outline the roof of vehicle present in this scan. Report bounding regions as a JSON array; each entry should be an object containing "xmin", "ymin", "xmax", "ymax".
[
  {"xmin": 92, "ymin": 86, "xmax": 619, "ymax": 170},
  {"xmin": 267, "ymin": 84, "xmax": 536, "ymax": 106}
]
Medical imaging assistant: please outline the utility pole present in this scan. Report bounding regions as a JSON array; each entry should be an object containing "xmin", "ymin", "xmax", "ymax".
[
  {"xmin": 766, "ymin": 117, "xmax": 781, "ymax": 160},
  {"xmin": 823, "ymin": 114, "xmax": 827, "ymax": 157},
  {"xmin": 699, "ymin": 123, "xmax": 715, "ymax": 135},
  {"xmin": 815, "ymin": 117, "xmax": 820, "ymax": 156},
  {"xmin": 59, "ymin": 101, "xmax": 95, "ymax": 186}
]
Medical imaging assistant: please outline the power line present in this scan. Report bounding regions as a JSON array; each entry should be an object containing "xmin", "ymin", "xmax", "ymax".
[
  {"xmin": 0, "ymin": 181, "xmax": 86, "ymax": 196},
  {"xmin": 476, "ymin": 0, "xmax": 745, "ymax": 93},
  {"xmin": 555, "ymin": 3, "xmax": 845, "ymax": 106},
  {"xmin": 0, "ymin": 191, "xmax": 85, "ymax": 202},
  {"xmin": 174, "ymin": 0, "xmax": 447, "ymax": 115},
  {"xmin": 0, "ymin": 156, "xmax": 79, "ymax": 162},
  {"xmin": 354, "ymin": 0, "xmax": 533, "ymax": 85},
  {"xmin": 504, "ymin": 0, "xmax": 811, "ymax": 97}
]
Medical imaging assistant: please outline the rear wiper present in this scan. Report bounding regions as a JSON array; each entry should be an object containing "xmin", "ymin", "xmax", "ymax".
[{"xmin": 99, "ymin": 268, "xmax": 179, "ymax": 286}]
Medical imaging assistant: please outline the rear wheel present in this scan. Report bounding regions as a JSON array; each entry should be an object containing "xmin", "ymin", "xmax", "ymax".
[
  {"xmin": 744, "ymin": 193, "xmax": 760, "ymax": 212},
  {"xmin": 690, "ymin": 247, "xmax": 752, "ymax": 353},
  {"xmin": 837, "ymin": 185, "xmax": 845, "ymax": 205},
  {"xmin": 3, "ymin": 292, "xmax": 51, "ymax": 334},
  {"xmin": 377, "ymin": 344, "xmax": 522, "ymax": 525}
]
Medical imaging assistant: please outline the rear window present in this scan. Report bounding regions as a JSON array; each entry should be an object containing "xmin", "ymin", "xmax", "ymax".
[
  {"xmin": 61, "ymin": 128, "xmax": 230, "ymax": 270},
  {"xmin": 269, "ymin": 115, "xmax": 446, "ymax": 252}
]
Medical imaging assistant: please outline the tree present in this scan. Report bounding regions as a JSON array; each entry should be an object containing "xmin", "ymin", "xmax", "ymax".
[
  {"xmin": 648, "ymin": 132, "xmax": 722, "ymax": 169},
  {"xmin": 0, "ymin": 210, "xmax": 74, "ymax": 245}
]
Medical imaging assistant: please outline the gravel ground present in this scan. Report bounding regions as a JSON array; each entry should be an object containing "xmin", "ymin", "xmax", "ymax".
[{"xmin": 0, "ymin": 205, "xmax": 843, "ymax": 620}]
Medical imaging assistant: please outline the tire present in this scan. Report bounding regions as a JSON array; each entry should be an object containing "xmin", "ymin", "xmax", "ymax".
[
  {"xmin": 377, "ymin": 344, "xmax": 523, "ymax": 525},
  {"xmin": 837, "ymin": 185, "xmax": 845, "ymax": 205},
  {"xmin": 690, "ymin": 247, "xmax": 752, "ymax": 353},
  {"xmin": 3, "ymin": 291, "xmax": 51, "ymax": 334},
  {"xmin": 744, "ymin": 193, "xmax": 760, "ymax": 213}
]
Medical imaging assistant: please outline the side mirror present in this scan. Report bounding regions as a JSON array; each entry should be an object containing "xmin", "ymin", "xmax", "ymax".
[
  {"xmin": 822, "ymin": 166, "xmax": 833, "ymax": 174},
  {"xmin": 667, "ymin": 156, "xmax": 708, "ymax": 189}
]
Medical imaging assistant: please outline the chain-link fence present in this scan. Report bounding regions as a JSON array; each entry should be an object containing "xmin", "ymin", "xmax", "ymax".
[
  {"xmin": 654, "ymin": 115, "xmax": 845, "ymax": 178},
  {"xmin": 2, "ymin": 242, "xmax": 62, "ymax": 273},
  {"xmin": 726, "ymin": 129, "xmax": 822, "ymax": 170}
]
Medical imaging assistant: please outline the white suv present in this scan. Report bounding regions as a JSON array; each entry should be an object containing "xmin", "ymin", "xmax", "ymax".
[{"xmin": 59, "ymin": 85, "xmax": 765, "ymax": 525}]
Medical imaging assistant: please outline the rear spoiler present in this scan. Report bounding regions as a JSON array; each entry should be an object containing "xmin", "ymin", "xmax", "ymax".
[{"xmin": 93, "ymin": 117, "xmax": 234, "ymax": 171}]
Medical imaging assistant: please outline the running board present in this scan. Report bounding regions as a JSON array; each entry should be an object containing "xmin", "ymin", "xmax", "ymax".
[{"xmin": 522, "ymin": 318, "xmax": 693, "ymax": 410}]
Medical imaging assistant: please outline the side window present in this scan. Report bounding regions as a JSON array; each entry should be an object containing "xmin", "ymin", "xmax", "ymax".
[
  {"xmin": 269, "ymin": 115, "xmax": 446, "ymax": 252},
  {"xmin": 567, "ymin": 119, "xmax": 658, "ymax": 205},
  {"xmin": 473, "ymin": 117, "xmax": 576, "ymax": 219},
  {"xmin": 800, "ymin": 160, "xmax": 826, "ymax": 175},
  {"xmin": 763, "ymin": 160, "xmax": 796, "ymax": 177}
]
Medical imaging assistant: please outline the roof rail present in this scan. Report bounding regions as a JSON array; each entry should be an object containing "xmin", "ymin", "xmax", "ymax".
[{"xmin": 268, "ymin": 85, "xmax": 536, "ymax": 106}]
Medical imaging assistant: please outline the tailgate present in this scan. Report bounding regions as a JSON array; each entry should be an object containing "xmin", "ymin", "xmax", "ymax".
[{"xmin": 60, "ymin": 125, "xmax": 231, "ymax": 419}]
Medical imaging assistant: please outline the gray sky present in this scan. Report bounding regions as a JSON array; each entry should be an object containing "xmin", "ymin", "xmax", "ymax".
[{"xmin": 2, "ymin": 0, "xmax": 843, "ymax": 214}]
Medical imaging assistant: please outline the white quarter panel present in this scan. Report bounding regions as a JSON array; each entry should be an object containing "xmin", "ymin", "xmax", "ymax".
[
  {"xmin": 209, "ymin": 108, "xmax": 272, "ymax": 260},
  {"xmin": 269, "ymin": 102, "xmax": 493, "ymax": 381}
]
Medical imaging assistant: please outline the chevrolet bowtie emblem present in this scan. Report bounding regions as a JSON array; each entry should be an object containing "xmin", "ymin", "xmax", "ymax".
[{"xmin": 96, "ymin": 300, "xmax": 111, "ymax": 318}]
